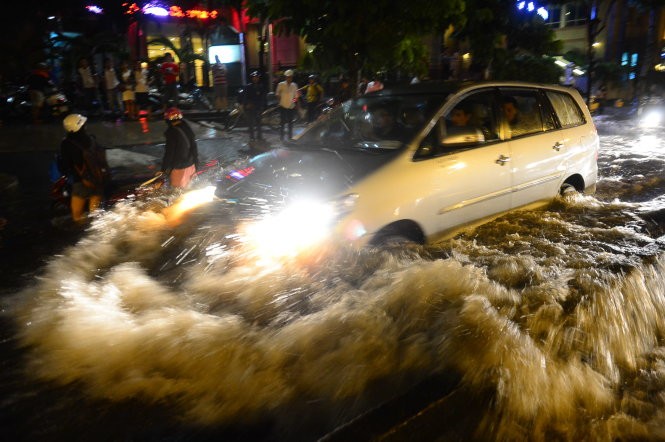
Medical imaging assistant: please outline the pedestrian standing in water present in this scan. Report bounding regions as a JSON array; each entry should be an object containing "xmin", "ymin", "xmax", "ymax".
[
  {"xmin": 242, "ymin": 70, "xmax": 267, "ymax": 146},
  {"xmin": 59, "ymin": 113, "xmax": 110, "ymax": 223},
  {"xmin": 161, "ymin": 107, "xmax": 199, "ymax": 189}
]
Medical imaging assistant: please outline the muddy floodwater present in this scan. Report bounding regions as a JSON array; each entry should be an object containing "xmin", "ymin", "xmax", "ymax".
[{"xmin": 2, "ymin": 116, "xmax": 665, "ymax": 441}]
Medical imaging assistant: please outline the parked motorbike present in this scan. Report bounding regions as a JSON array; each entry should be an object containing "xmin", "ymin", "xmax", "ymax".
[
  {"xmin": 44, "ymin": 85, "xmax": 69, "ymax": 117},
  {"xmin": 177, "ymin": 85, "xmax": 212, "ymax": 111},
  {"xmin": 1, "ymin": 83, "xmax": 69, "ymax": 121}
]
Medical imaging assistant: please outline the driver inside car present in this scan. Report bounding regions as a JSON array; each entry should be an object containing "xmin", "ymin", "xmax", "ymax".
[
  {"xmin": 370, "ymin": 107, "xmax": 404, "ymax": 140},
  {"xmin": 444, "ymin": 103, "xmax": 485, "ymax": 145}
]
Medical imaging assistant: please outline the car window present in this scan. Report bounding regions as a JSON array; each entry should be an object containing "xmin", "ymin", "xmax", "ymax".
[
  {"xmin": 297, "ymin": 94, "xmax": 446, "ymax": 150},
  {"xmin": 545, "ymin": 90, "xmax": 586, "ymax": 127},
  {"xmin": 500, "ymin": 89, "xmax": 545, "ymax": 138},
  {"xmin": 415, "ymin": 90, "xmax": 498, "ymax": 160}
]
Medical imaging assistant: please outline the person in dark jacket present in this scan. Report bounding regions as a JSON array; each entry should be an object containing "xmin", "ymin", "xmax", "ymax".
[
  {"xmin": 60, "ymin": 113, "xmax": 110, "ymax": 222},
  {"xmin": 242, "ymin": 70, "xmax": 267, "ymax": 143},
  {"xmin": 162, "ymin": 107, "xmax": 198, "ymax": 188},
  {"xmin": 334, "ymin": 75, "xmax": 353, "ymax": 106}
]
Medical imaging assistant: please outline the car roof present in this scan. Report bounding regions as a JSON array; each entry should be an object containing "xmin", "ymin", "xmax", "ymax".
[{"xmin": 366, "ymin": 80, "xmax": 579, "ymax": 97}]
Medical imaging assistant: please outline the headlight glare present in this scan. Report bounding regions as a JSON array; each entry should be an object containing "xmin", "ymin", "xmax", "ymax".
[
  {"xmin": 640, "ymin": 110, "xmax": 663, "ymax": 128},
  {"xmin": 241, "ymin": 199, "xmax": 336, "ymax": 259}
]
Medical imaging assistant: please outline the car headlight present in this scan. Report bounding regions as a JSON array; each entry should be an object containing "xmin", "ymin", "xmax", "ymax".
[
  {"xmin": 640, "ymin": 110, "xmax": 663, "ymax": 128},
  {"xmin": 241, "ymin": 199, "xmax": 337, "ymax": 259},
  {"xmin": 240, "ymin": 193, "xmax": 363, "ymax": 260}
]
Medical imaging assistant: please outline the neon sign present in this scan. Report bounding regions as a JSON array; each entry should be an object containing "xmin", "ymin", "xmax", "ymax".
[
  {"xmin": 86, "ymin": 5, "xmax": 104, "ymax": 14},
  {"xmin": 123, "ymin": 2, "xmax": 219, "ymax": 19}
]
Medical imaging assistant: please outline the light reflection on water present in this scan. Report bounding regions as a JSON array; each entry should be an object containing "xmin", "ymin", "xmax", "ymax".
[{"xmin": 8, "ymin": 125, "xmax": 665, "ymax": 440}]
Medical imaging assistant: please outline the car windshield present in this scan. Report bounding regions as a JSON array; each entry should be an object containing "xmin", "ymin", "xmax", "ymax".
[{"xmin": 295, "ymin": 92, "xmax": 448, "ymax": 150}]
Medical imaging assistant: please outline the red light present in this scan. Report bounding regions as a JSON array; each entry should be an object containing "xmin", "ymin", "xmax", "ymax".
[
  {"xmin": 123, "ymin": 2, "xmax": 140, "ymax": 14},
  {"xmin": 169, "ymin": 6, "xmax": 185, "ymax": 17}
]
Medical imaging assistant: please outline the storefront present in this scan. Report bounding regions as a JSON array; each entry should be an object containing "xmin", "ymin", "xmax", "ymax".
[{"xmin": 124, "ymin": 2, "xmax": 303, "ymax": 91}]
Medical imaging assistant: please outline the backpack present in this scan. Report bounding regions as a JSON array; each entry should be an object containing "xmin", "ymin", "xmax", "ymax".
[
  {"xmin": 49, "ymin": 153, "xmax": 66, "ymax": 182},
  {"xmin": 68, "ymin": 136, "xmax": 109, "ymax": 187}
]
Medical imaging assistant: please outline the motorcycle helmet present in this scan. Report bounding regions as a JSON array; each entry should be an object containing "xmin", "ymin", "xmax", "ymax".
[
  {"xmin": 250, "ymin": 70, "xmax": 260, "ymax": 78},
  {"xmin": 63, "ymin": 113, "xmax": 87, "ymax": 133},
  {"xmin": 164, "ymin": 107, "xmax": 183, "ymax": 121},
  {"xmin": 284, "ymin": 69, "xmax": 294, "ymax": 77}
]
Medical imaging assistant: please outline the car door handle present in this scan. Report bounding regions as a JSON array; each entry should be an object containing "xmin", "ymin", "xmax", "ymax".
[
  {"xmin": 495, "ymin": 154, "xmax": 511, "ymax": 165},
  {"xmin": 553, "ymin": 141, "xmax": 564, "ymax": 151}
]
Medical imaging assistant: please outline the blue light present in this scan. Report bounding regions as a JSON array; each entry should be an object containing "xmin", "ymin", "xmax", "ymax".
[
  {"xmin": 85, "ymin": 5, "xmax": 103, "ymax": 14},
  {"xmin": 143, "ymin": 4, "xmax": 169, "ymax": 17},
  {"xmin": 517, "ymin": 1, "xmax": 547, "ymax": 20},
  {"xmin": 536, "ymin": 7, "xmax": 548, "ymax": 20}
]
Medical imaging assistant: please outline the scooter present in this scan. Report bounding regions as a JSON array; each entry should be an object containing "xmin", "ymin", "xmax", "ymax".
[
  {"xmin": 2, "ymin": 83, "xmax": 70, "ymax": 121},
  {"xmin": 44, "ymin": 85, "xmax": 69, "ymax": 117},
  {"xmin": 177, "ymin": 85, "xmax": 212, "ymax": 110}
]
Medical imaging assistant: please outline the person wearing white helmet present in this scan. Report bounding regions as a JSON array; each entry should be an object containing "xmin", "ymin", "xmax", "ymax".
[
  {"xmin": 275, "ymin": 69, "xmax": 299, "ymax": 141},
  {"xmin": 60, "ymin": 113, "xmax": 110, "ymax": 223}
]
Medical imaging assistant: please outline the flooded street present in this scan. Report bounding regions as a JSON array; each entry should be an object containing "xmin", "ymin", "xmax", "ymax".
[{"xmin": 2, "ymin": 115, "xmax": 665, "ymax": 441}]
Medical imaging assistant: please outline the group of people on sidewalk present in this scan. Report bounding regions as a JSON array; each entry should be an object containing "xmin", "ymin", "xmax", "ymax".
[{"xmin": 70, "ymin": 52, "xmax": 229, "ymax": 121}]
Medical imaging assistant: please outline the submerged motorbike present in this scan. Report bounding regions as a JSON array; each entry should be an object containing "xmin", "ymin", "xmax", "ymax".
[{"xmin": 50, "ymin": 157, "xmax": 221, "ymax": 212}]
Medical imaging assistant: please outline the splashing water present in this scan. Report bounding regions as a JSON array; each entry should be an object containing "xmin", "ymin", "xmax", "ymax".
[{"xmin": 8, "ymin": 127, "xmax": 665, "ymax": 440}]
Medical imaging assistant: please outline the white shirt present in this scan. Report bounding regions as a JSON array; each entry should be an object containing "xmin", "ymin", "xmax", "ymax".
[
  {"xmin": 134, "ymin": 69, "xmax": 149, "ymax": 93},
  {"xmin": 276, "ymin": 80, "xmax": 298, "ymax": 109},
  {"xmin": 78, "ymin": 66, "xmax": 96, "ymax": 89},
  {"xmin": 104, "ymin": 68, "xmax": 119, "ymax": 90},
  {"xmin": 365, "ymin": 80, "xmax": 384, "ymax": 94}
]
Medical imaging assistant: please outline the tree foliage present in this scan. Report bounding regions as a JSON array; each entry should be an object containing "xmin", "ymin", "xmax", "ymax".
[
  {"xmin": 456, "ymin": 0, "xmax": 561, "ymax": 79},
  {"xmin": 245, "ymin": 0, "xmax": 466, "ymax": 77}
]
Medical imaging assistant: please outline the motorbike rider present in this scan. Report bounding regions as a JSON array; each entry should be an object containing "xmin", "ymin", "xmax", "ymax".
[
  {"xmin": 161, "ymin": 107, "xmax": 199, "ymax": 188},
  {"xmin": 60, "ymin": 113, "xmax": 110, "ymax": 223}
]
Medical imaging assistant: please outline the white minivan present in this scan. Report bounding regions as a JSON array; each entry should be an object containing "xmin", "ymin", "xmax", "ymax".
[{"xmin": 216, "ymin": 81, "xmax": 598, "ymax": 249}]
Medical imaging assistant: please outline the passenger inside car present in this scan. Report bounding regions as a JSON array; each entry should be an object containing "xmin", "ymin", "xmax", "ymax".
[
  {"xmin": 443, "ymin": 102, "xmax": 485, "ymax": 146},
  {"xmin": 502, "ymin": 95, "xmax": 542, "ymax": 137},
  {"xmin": 502, "ymin": 96, "xmax": 521, "ymax": 130}
]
